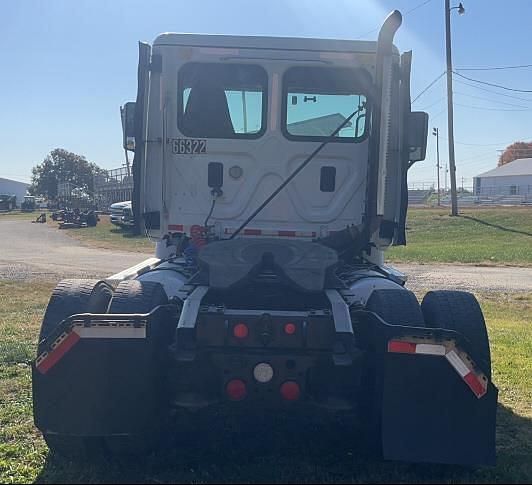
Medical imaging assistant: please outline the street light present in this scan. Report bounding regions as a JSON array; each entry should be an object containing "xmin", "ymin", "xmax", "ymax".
[
  {"xmin": 433, "ymin": 127, "xmax": 441, "ymax": 206},
  {"xmin": 445, "ymin": 1, "xmax": 464, "ymax": 216}
]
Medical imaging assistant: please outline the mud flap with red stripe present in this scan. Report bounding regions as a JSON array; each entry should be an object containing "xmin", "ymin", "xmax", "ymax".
[
  {"xmin": 354, "ymin": 310, "xmax": 498, "ymax": 466},
  {"xmin": 32, "ymin": 308, "xmax": 172, "ymax": 437},
  {"xmin": 378, "ymin": 336, "xmax": 497, "ymax": 466}
]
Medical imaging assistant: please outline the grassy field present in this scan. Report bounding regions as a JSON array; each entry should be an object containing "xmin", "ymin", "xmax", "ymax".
[
  {"xmin": 57, "ymin": 206, "xmax": 532, "ymax": 265},
  {"xmin": 387, "ymin": 206, "xmax": 532, "ymax": 266},
  {"xmin": 0, "ymin": 210, "xmax": 46, "ymax": 221},
  {"xmin": 0, "ymin": 280, "xmax": 530, "ymax": 483},
  {"xmin": 5, "ymin": 206, "xmax": 531, "ymax": 266},
  {"xmin": 47, "ymin": 214, "xmax": 154, "ymax": 253}
]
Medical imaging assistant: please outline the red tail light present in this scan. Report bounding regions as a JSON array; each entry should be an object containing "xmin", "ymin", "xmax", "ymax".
[
  {"xmin": 280, "ymin": 381, "xmax": 300, "ymax": 401},
  {"xmin": 283, "ymin": 322, "xmax": 297, "ymax": 335},
  {"xmin": 233, "ymin": 323, "xmax": 249, "ymax": 339},
  {"xmin": 226, "ymin": 379, "xmax": 247, "ymax": 401}
]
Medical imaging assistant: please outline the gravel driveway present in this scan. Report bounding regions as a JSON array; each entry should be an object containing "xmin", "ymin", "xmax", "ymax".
[
  {"xmin": 1, "ymin": 219, "xmax": 531, "ymax": 293},
  {"xmin": 395, "ymin": 263, "xmax": 532, "ymax": 293},
  {"xmin": 0, "ymin": 219, "xmax": 150, "ymax": 281}
]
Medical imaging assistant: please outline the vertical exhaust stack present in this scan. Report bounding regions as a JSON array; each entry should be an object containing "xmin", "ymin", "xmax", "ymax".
[{"xmin": 366, "ymin": 10, "xmax": 402, "ymax": 235}]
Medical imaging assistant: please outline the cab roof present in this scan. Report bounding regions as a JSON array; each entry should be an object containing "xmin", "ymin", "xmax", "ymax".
[{"xmin": 153, "ymin": 33, "xmax": 381, "ymax": 54}]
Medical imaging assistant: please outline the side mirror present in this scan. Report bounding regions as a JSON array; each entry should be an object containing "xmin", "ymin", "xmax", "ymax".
[
  {"xmin": 120, "ymin": 102, "xmax": 136, "ymax": 151},
  {"xmin": 407, "ymin": 111, "xmax": 429, "ymax": 162}
]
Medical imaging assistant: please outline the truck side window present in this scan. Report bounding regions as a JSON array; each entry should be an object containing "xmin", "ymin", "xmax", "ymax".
[
  {"xmin": 282, "ymin": 66, "xmax": 370, "ymax": 142},
  {"xmin": 179, "ymin": 63, "xmax": 267, "ymax": 139}
]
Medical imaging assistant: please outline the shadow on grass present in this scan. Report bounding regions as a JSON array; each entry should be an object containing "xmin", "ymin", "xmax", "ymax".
[
  {"xmin": 459, "ymin": 215, "xmax": 532, "ymax": 237},
  {"xmin": 35, "ymin": 404, "xmax": 531, "ymax": 484},
  {"xmin": 109, "ymin": 227, "xmax": 147, "ymax": 240}
]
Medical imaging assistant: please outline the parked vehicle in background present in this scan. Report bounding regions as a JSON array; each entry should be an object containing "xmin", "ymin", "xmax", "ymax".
[
  {"xmin": 109, "ymin": 200, "xmax": 132, "ymax": 226},
  {"xmin": 21, "ymin": 195, "xmax": 36, "ymax": 212},
  {"xmin": 120, "ymin": 203, "xmax": 135, "ymax": 227}
]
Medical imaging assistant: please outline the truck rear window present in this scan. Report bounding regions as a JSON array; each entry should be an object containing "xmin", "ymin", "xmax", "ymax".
[
  {"xmin": 178, "ymin": 63, "xmax": 267, "ymax": 139},
  {"xmin": 282, "ymin": 66, "xmax": 370, "ymax": 142}
]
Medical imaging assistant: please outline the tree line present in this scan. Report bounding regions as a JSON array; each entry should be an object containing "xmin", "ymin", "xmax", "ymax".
[
  {"xmin": 498, "ymin": 141, "xmax": 532, "ymax": 166},
  {"xmin": 29, "ymin": 148, "xmax": 105, "ymax": 198}
]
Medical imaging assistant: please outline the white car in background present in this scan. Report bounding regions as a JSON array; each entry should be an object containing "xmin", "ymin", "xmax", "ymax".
[{"xmin": 109, "ymin": 200, "xmax": 132, "ymax": 226}]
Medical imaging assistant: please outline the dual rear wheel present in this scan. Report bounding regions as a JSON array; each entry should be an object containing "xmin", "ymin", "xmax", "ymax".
[
  {"xmin": 37, "ymin": 279, "xmax": 168, "ymax": 457},
  {"xmin": 362, "ymin": 288, "xmax": 492, "ymax": 456},
  {"xmin": 366, "ymin": 288, "xmax": 490, "ymax": 376}
]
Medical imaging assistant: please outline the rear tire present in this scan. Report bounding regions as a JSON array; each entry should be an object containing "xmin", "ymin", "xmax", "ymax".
[
  {"xmin": 365, "ymin": 288, "xmax": 425, "ymax": 327},
  {"xmin": 106, "ymin": 279, "xmax": 169, "ymax": 455},
  {"xmin": 39, "ymin": 279, "xmax": 113, "ymax": 345},
  {"xmin": 40, "ymin": 281, "xmax": 169, "ymax": 458},
  {"xmin": 421, "ymin": 290, "xmax": 491, "ymax": 377},
  {"xmin": 38, "ymin": 279, "xmax": 113, "ymax": 457},
  {"xmin": 109, "ymin": 280, "xmax": 168, "ymax": 314},
  {"xmin": 360, "ymin": 288, "xmax": 425, "ymax": 455}
]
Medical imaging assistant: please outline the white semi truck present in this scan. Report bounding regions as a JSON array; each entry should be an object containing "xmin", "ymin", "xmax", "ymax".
[{"xmin": 33, "ymin": 11, "xmax": 497, "ymax": 465}]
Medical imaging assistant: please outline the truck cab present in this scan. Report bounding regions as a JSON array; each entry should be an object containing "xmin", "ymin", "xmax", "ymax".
[{"xmin": 122, "ymin": 24, "xmax": 428, "ymax": 263}]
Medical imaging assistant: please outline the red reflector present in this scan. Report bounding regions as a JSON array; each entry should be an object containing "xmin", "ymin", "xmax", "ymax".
[
  {"xmin": 36, "ymin": 331, "xmax": 81, "ymax": 374},
  {"xmin": 233, "ymin": 323, "xmax": 249, "ymax": 339},
  {"xmin": 284, "ymin": 323, "xmax": 297, "ymax": 335},
  {"xmin": 387, "ymin": 340, "xmax": 416, "ymax": 354},
  {"xmin": 226, "ymin": 379, "xmax": 247, "ymax": 401},
  {"xmin": 280, "ymin": 381, "xmax": 300, "ymax": 401},
  {"xmin": 464, "ymin": 372, "xmax": 487, "ymax": 398}
]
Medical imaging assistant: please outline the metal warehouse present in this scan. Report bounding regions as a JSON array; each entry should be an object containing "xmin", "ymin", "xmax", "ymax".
[
  {"xmin": 474, "ymin": 158, "xmax": 532, "ymax": 197},
  {"xmin": 0, "ymin": 177, "xmax": 29, "ymax": 206}
]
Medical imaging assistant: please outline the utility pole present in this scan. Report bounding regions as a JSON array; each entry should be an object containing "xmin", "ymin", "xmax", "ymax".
[
  {"xmin": 433, "ymin": 127, "xmax": 441, "ymax": 206},
  {"xmin": 445, "ymin": 162, "xmax": 448, "ymax": 193},
  {"xmin": 445, "ymin": 1, "xmax": 464, "ymax": 216}
]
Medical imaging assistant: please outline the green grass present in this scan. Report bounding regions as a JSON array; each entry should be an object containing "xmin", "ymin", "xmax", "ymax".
[
  {"xmin": 0, "ymin": 210, "xmax": 47, "ymax": 221},
  {"xmin": 54, "ymin": 207, "xmax": 532, "ymax": 265},
  {"xmin": 0, "ymin": 281, "xmax": 530, "ymax": 483},
  {"xmin": 387, "ymin": 207, "xmax": 532, "ymax": 266},
  {"xmin": 50, "ymin": 215, "xmax": 154, "ymax": 253}
]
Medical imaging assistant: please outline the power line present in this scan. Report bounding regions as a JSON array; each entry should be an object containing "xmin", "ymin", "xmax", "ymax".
[
  {"xmin": 419, "ymin": 96, "xmax": 446, "ymax": 110},
  {"xmin": 455, "ymin": 63, "xmax": 532, "ymax": 71},
  {"xmin": 458, "ymin": 150, "xmax": 498, "ymax": 162},
  {"xmin": 453, "ymin": 78, "xmax": 532, "ymax": 102},
  {"xmin": 496, "ymin": 148, "xmax": 532, "ymax": 152},
  {"xmin": 404, "ymin": 0, "xmax": 434, "ymax": 15},
  {"xmin": 438, "ymin": 135, "xmax": 529, "ymax": 148},
  {"xmin": 430, "ymin": 107, "xmax": 447, "ymax": 121},
  {"xmin": 412, "ymin": 71, "xmax": 446, "ymax": 103},
  {"xmin": 454, "ymin": 102, "xmax": 532, "ymax": 112},
  {"xmin": 453, "ymin": 71, "xmax": 532, "ymax": 93},
  {"xmin": 355, "ymin": 0, "xmax": 434, "ymax": 39},
  {"xmin": 453, "ymin": 91, "xmax": 532, "ymax": 109}
]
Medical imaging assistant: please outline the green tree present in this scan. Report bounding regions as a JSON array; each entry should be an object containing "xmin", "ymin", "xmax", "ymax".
[
  {"xmin": 498, "ymin": 141, "xmax": 532, "ymax": 166},
  {"xmin": 30, "ymin": 149, "xmax": 106, "ymax": 198}
]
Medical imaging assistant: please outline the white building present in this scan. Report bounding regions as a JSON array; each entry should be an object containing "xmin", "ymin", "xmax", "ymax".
[
  {"xmin": 473, "ymin": 158, "xmax": 532, "ymax": 196},
  {"xmin": 0, "ymin": 177, "xmax": 30, "ymax": 206}
]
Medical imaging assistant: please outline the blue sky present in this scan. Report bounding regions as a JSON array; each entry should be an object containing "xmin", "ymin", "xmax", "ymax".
[{"xmin": 1, "ymin": 0, "xmax": 531, "ymax": 188}]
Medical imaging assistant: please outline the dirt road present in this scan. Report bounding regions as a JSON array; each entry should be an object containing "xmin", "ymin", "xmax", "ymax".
[
  {"xmin": 1, "ymin": 219, "xmax": 531, "ymax": 292},
  {"xmin": 0, "ymin": 219, "xmax": 150, "ymax": 280},
  {"xmin": 395, "ymin": 263, "xmax": 532, "ymax": 293}
]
